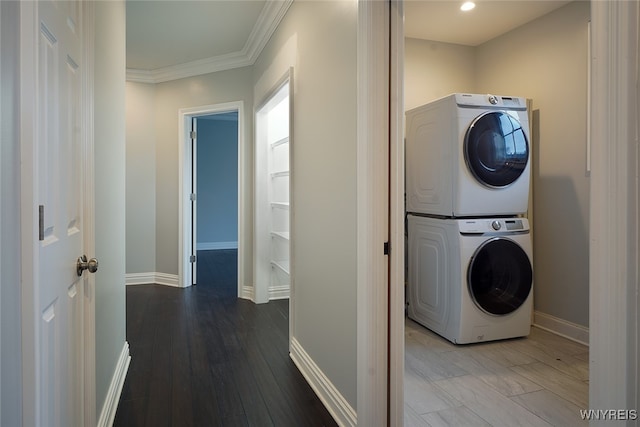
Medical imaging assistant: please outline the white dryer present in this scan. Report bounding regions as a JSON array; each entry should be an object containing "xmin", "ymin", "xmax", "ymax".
[
  {"xmin": 406, "ymin": 93, "xmax": 531, "ymax": 217},
  {"xmin": 407, "ymin": 215, "xmax": 533, "ymax": 344}
]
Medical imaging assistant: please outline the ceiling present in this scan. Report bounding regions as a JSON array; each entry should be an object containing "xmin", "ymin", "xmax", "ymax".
[
  {"xmin": 126, "ymin": 0, "xmax": 266, "ymax": 70},
  {"xmin": 404, "ymin": 0, "xmax": 571, "ymax": 46},
  {"xmin": 126, "ymin": 0, "xmax": 572, "ymax": 81}
]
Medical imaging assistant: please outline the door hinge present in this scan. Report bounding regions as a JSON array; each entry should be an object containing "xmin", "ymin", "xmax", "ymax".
[
  {"xmin": 190, "ymin": 131, "xmax": 196, "ymax": 139},
  {"xmin": 190, "ymin": 193, "xmax": 196, "ymax": 201},
  {"xmin": 384, "ymin": 241, "xmax": 390, "ymax": 255},
  {"xmin": 38, "ymin": 205, "xmax": 45, "ymax": 241},
  {"xmin": 190, "ymin": 255, "xmax": 197, "ymax": 263}
]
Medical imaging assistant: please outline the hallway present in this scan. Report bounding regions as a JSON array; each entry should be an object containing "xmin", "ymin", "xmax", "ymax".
[{"xmin": 114, "ymin": 250, "xmax": 337, "ymax": 426}]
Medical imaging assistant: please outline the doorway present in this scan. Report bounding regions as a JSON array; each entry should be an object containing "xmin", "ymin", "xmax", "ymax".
[
  {"xmin": 192, "ymin": 112, "xmax": 239, "ymax": 289},
  {"xmin": 179, "ymin": 102, "xmax": 247, "ymax": 297},
  {"xmin": 254, "ymin": 75, "xmax": 291, "ymax": 305}
]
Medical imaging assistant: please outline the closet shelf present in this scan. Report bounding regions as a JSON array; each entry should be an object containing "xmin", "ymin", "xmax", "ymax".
[
  {"xmin": 271, "ymin": 171, "xmax": 290, "ymax": 179},
  {"xmin": 270, "ymin": 136, "xmax": 289, "ymax": 148},
  {"xmin": 271, "ymin": 231, "xmax": 290, "ymax": 241},
  {"xmin": 271, "ymin": 260, "xmax": 290, "ymax": 275},
  {"xmin": 271, "ymin": 202, "xmax": 289, "ymax": 209}
]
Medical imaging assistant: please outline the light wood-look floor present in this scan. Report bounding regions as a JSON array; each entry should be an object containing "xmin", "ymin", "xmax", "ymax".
[{"xmin": 405, "ymin": 318, "xmax": 589, "ymax": 427}]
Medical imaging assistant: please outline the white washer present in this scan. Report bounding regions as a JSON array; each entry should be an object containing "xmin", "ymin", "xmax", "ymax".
[
  {"xmin": 406, "ymin": 93, "xmax": 531, "ymax": 217},
  {"xmin": 407, "ymin": 215, "xmax": 533, "ymax": 344}
]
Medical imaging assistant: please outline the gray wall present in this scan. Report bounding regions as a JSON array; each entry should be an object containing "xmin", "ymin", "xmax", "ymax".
[
  {"xmin": 196, "ymin": 116, "xmax": 238, "ymax": 248},
  {"xmin": 475, "ymin": 1, "xmax": 590, "ymax": 327},
  {"xmin": 404, "ymin": 38, "xmax": 476, "ymax": 111},
  {"xmin": 125, "ymin": 82, "xmax": 157, "ymax": 274},
  {"xmin": 154, "ymin": 68, "xmax": 254, "ymax": 277},
  {"xmin": 94, "ymin": 0, "xmax": 128, "ymax": 417},
  {"xmin": 125, "ymin": 68, "xmax": 254, "ymax": 281},
  {"xmin": 404, "ymin": 1, "xmax": 590, "ymax": 328},
  {"xmin": 252, "ymin": 0, "xmax": 358, "ymax": 408},
  {"xmin": 125, "ymin": 0, "xmax": 359, "ymax": 410},
  {"xmin": 1, "ymin": 1, "xmax": 22, "ymax": 425}
]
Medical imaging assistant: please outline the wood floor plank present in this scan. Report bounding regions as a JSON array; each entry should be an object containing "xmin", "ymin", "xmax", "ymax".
[
  {"xmin": 404, "ymin": 404, "xmax": 431, "ymax": 427},
  {"xmin": 527, "ymin": 327, "xmax": 588, "ymax": 356},
  {"xmin": 405, "ymin": 319, "xmax": 459, "ymax": 354},
  {"xmin": 114, "ymin": 250, "xmax": 336, "ymax": 427},
  {"xmin": 432, "ymin": 375, "xmax": 553, "ymax": 427},
  {"xmin": 405, "ymin": 345, "xmax": 469, "ymax": 382},
  {"xmin": 420, "ymin": 405, "xmax": 493, "ymax": 427},
  {"xmin": 404, "ymin": 367, "xmax": 462, "ymax": 414},
  {"xmin": 461, "ymin": 339, "xmax": 539, "ymax": 368},
  {"xmin": 507, "ymin": 335, "xmax": 589, "ymax": 381},
  {"xmin": 405, "ymin": 310, "xmax": 589, "ymax": 425},
  {"xmin": 510, "ymin": 389, "xmax": 588, "ymax": 426},
  {"xmin": 445, "ymin": 349, "xmax": 544, "ymax": 397},
  {"xmin": 510, "ymin": 362, "xmax": 589, "ymax": 408}
]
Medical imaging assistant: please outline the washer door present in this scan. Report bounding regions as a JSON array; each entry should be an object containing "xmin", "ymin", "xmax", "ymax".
[
  {"xmin": 467, "ymin": 237, "xmax": 533, "ymax": 315},
  {"xmin": 464, "ymin": 111, "xmax": 529, "ymax": 188}
]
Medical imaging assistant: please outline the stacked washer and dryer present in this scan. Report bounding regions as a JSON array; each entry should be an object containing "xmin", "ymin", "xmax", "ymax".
[{"xmin": 406, "ymin": 93, "xmax": 534, "ymax": 344}]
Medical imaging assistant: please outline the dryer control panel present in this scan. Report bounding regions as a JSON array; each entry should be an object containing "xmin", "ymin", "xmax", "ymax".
[
  {"xmin": 458, "ymin": 218, "xmax": 529, "ymax": 234},
  {"xmin": 455, "ymin": 93, "xmax": 527, "ymax": 110}
]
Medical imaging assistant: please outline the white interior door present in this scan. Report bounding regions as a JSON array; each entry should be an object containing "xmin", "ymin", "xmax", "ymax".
[
  {"xmin": 190, "ymin": 117, "xmax": 198, "ymax": 285},
  {"xmin": 30, "ymin": 1, "xmax": 90, "ymax": 425}
]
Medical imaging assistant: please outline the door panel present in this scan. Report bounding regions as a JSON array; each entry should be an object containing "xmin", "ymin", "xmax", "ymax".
[{"xmin": 36, "ymin": 1, "xmax": 85, "ymax": 425}]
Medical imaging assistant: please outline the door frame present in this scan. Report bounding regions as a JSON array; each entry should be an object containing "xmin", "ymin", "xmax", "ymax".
[
  {"xmin": 253, "ymin": 71, "xmax": 292, "ymax": 305},
  {"xmin": 588, "ymin": 0, "xmax": 639, "ymax": 412},
  {"xmin": 387, "ymin": 1, "xmax": 640, "ymax": 424},
  {"xmin": 19, "ymin": 1, "xmax": 97, "ymax": 425},
  {"xmin": 178, "ymin": 101, "xmax": 246, "ymax": 296},
  {"xmin": 356, "ymin": 1, "xmax": 398, "ymax": 425}
]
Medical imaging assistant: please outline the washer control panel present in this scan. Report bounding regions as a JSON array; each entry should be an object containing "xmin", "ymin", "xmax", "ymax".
[{"xmin": 459, "ymin": 218, "xmax": 529, "ymax": 234}]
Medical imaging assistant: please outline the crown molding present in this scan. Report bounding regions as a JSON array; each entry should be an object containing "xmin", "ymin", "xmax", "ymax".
[{"xmin": 126, "ymin": 0, "xmax": 293, "ymax": 84}]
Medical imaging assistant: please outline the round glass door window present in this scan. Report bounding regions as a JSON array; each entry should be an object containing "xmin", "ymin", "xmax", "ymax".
[
  {"xmin": 467, "ymin": 238, "xmax": 533, "ymax": 316},
  {"xmin": 464, "ymin": 112, "xmax": 529, "ymax": 188}
]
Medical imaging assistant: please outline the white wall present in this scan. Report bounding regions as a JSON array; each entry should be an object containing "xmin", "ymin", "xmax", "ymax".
[
  {"xmin": 404, "ymin": 1, "xmax": 590, "ymax": 329},
  {"xmin": 94, "ymin": 0, "xmax": 128, "ymax": 417},
  {"xmin": 0, "ymin": 2, "xmax": 23, "ymax": 425},
  {"xmin": 125, "ymin": 82, "xmax": 157, "ymax": 273},
  {"xmin": 252, "ymin": 0, "xmax": 358, "ymax": 409}
]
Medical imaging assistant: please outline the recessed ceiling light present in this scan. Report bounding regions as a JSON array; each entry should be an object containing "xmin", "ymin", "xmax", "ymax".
[{"xmin": 461, "ymin": 1, "xmax": 476, "ymax": 11}]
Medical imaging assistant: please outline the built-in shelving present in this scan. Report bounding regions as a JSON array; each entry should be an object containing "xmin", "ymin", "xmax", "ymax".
[
  {"xmin": 255, "ymin": 80, "xmax": 291, "ymax": 303},
  {"xmin": 266, "ymin": 88, "xmax": 290, "ymax": 300}
]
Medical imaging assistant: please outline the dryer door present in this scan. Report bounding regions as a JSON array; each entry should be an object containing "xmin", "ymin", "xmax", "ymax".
[
  {"xmin": 464, "ymin": 112, "xmax": 529, "ymax": 188},
  {"xmin": 467, "ymin": 237, "xmax": 533, "ymax": 315}
]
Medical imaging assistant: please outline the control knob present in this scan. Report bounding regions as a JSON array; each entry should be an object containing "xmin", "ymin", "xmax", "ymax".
[{"xmin": 491, "ymin": 220, "xmax": 502, "ymax": 231}]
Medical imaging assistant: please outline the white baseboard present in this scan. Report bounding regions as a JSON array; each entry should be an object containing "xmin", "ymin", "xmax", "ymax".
[
  {"xmin": 240, "ymin": 285, "xmax": 254, "ymax": 301},
  {"xmin": 290, "ymin": 337, "xmax": 356, "ymax": 427},
  {"xmin": 125, "ymin": 272, "xmax": 180, "ymax": 287},
  {"xmin": 196, "ymin": 241, "xmax": 238, "ymax": 250},
  {"xmin": 237, "ymin": 285, "xmax": 288, "ymax": 302},
  {"xmin": 533, "ymin": 310, "xmax": 589, "ymax": 346},
  {"xmin": 268, "ymin": 285, "xmax": 290, "ymax": 300},
  {"xmin": 97, "ymin": 341, "xmax": 131, "ymax": 427}
]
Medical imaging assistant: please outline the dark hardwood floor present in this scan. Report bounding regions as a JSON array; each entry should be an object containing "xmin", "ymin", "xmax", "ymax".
[{"xmin": 114, "ymin": 249, "xmax": 337, "ymax": 427}]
